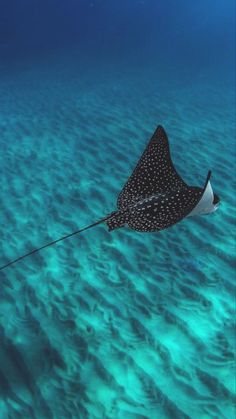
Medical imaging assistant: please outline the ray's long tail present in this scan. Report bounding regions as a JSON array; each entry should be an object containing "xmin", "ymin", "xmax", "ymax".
[{"xmin": 0, "ymin": 212, "xmax": 118, "ymax": 272}]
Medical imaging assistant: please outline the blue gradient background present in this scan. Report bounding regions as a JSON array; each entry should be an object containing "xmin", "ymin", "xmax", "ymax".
[{"xmin": 0, "ymin": 1, "xmax": 235, "ymax": 418}]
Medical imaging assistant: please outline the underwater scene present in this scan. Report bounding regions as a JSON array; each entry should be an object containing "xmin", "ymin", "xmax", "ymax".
[{"xmin": 0, "ymin": 1, "xmax": 235, "ymax": 418}]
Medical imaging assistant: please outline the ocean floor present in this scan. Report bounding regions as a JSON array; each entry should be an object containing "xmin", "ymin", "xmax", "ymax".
[{"xmin": 0, "ymin": 62, "xmax": 235, "ymax": 418}]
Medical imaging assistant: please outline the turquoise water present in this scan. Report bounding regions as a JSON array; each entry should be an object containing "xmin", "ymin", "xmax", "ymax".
[
  {"xmin": 0, "ymin": 1, "xmax": 235, "ymax": 418},
  {"xmin": 0, "ymin": 63, "xmax": 235, "ymax": 418}
]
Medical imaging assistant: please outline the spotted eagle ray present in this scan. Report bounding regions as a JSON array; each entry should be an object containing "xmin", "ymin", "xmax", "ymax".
[{"xmin": 0, "ymin": 125, "xmax": 220, "ymax": 271}]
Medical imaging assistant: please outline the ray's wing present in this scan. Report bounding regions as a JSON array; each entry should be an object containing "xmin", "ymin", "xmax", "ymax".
[{"xmin": 117, "ymin": 125, "xmax": 187, "ymax": 210}]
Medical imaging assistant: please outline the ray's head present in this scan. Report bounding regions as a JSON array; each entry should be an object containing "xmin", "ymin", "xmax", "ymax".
[
  {"xmin": 203, "ymin": 181, "xmax": 220, "ymax": 215},
  {"xmin": 202, "ymin": 191, "xmax": 220, "ymax": 215},
  {"xmin": 188, "ymin": 175, "xmax": 220, "ymax": 217},
  {"xmin": 212, "ymin": 192, "xmax": 220, "ymax": 212}
]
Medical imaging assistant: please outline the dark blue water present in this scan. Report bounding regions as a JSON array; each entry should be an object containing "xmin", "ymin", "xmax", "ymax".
[
  {"xmin": 0, "ymin": 1, "xmax": 234, "ymax": 76},
  {"xmin": 0, "ymin": 1, "xmax": 235, "ymax": 418}
]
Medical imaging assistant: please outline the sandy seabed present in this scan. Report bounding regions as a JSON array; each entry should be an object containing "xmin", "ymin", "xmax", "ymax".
[{"xmin": 0, "ymin": 64, "xmax": 235, "ymax": 419}]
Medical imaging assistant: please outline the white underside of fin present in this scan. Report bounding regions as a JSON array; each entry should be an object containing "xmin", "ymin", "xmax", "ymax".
[{"xmin": 187, "ymin": 180, "xmax": 217, "ymax": 217}]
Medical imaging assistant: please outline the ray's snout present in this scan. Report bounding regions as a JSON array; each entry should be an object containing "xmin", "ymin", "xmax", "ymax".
[
  {"xmin": 213, "ymin": 193, "xmax": 220, "ymax": 206},
  {"xmin": 213, "ymin": 193, "xmax": 220, "ymax": 212}
]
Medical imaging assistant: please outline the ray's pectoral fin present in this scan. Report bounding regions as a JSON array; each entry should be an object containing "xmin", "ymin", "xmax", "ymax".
[{"xmin": 117, "ymin": 125, "xmax": 187, "ymax": 210}]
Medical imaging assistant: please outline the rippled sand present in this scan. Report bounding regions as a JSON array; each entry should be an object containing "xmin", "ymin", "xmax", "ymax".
[{"xmin": 0, "ymin": 66, "xmax": 235, "ymax": 418}]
